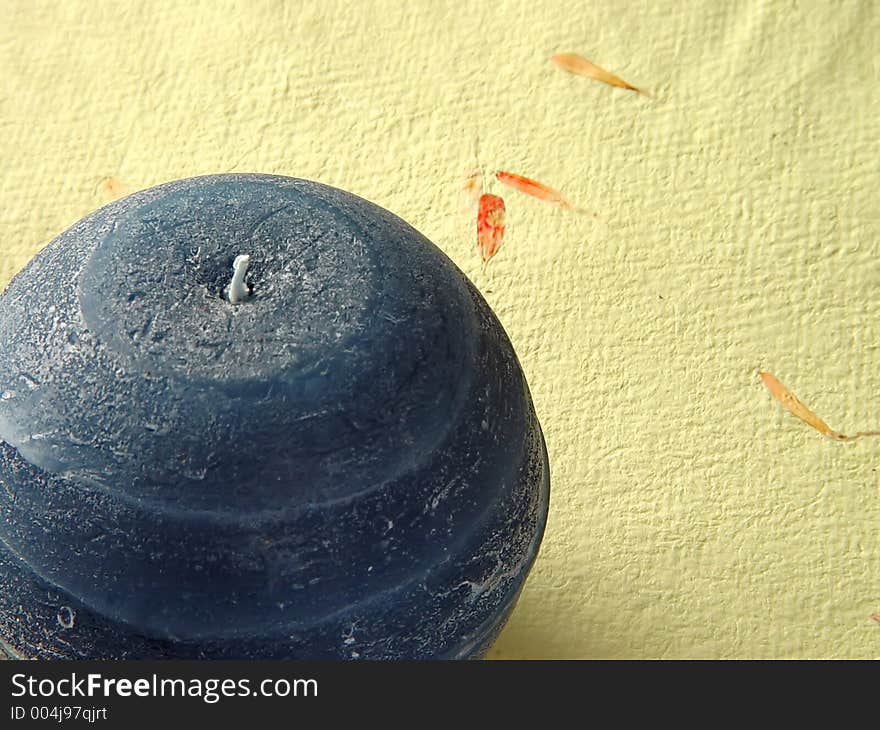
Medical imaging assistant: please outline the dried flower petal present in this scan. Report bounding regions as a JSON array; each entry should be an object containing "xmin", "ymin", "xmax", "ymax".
[
  {"xmin": 759, "ymin": 371, "xmax": 880, "ymax": 441},
  {"xmin": 461, "ymin": 168, "xmax": 484, "ymax": 212},
  {"xmin": 477, "ymin": 193, "xmax": 506, "ymax": 266},
  {"xmin": 101, "ymin": 177, "xmax": 126, "ymax": 201},
  {"xmin": 495, "ymin": 170, "xmax": 600, "ymax": 219},
  {"xmin": 552, "ymin": 52, "xmax": 644, "ymax": 94},
  {"xmin": 495, "ymin": 170, "xmax": 577, "ymax": 209}
]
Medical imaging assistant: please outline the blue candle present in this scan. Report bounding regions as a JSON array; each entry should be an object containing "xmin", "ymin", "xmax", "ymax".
[{"xmin": 0, "ymin": 174, "xmax": 549, "ymax": 659}]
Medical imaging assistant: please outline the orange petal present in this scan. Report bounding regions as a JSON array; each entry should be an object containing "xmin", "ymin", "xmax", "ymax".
[
  {"xmin": 552, "ymin": 52, "xmax": 643, "ymax": 94},
  {"xmin": 101, "ymin": 176, "xmax": 127, "ymax": 200},
  {"xmin": 477, "ymin": 193, "xmax": 506, "ymax": 265},
  {"xmin": 759, "ymin": 371, "xmax": 845, "ymax": 440},
  {"xmin": 496, "ymin": 170, "xmax": 566, "ymax": 205}
]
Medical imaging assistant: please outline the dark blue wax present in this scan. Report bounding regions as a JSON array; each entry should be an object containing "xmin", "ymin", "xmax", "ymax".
[{"xmin": 0, "ymin": 174, "xmax": 549, "ymax": 659}]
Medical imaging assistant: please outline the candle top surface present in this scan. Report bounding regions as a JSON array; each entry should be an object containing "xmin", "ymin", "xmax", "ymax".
[{"xmin": 79, "ymin": 175, "xmax": 469, "ymax": 382}]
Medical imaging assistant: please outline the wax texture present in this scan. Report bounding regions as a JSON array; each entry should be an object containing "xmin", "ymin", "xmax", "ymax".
[{"xmin": 0, "ymin": 174, "xmax": 549, "ymax": 659}]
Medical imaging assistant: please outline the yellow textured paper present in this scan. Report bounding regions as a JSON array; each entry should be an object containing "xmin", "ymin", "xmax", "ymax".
[{"xmin": 1, "ymin": 0, "xmax": 878, "ymax": 659}]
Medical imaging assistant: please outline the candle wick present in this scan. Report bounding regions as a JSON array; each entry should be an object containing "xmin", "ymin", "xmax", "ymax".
[{"xmin": 227, "ymin": 254, "xmax": 251, "ymax": 304}]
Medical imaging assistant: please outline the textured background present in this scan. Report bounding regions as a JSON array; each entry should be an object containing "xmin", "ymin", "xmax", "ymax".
[{"xmin": 1, "ymin": 0, "xmax": 878, "ymax": 659}]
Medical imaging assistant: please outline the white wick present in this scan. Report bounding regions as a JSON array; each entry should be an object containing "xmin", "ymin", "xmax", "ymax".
[{"xmin": 227, "ymin": 254, "xmax": 251, "ymax": 304}]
